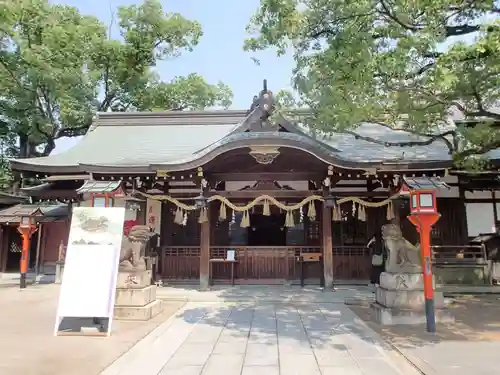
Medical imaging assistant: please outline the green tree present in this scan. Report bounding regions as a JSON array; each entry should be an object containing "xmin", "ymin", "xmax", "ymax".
[
  {"xmin": 0, "ymin": 0, "xmax": 232, "ymax": 158},
  {"xmin": 245, "ymin": 0, "xmax": 500, "ymax": 167}
]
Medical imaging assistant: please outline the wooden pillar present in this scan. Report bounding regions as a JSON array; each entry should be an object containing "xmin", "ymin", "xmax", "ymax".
[
  {"xmin": 0, "ymin": 226, "xmax": 8, "ymax": 273},
  {"xmin": 388, "ymin": 181, "xmax": 404, "ymax": 237},
  {"xmin": 34, "ymin": 223, "xmax": 43, "ymax": 275},
  {"xmin": 391, "ymin": 199, "xmax": 402, "ymax": 227},
  {"xmin": 38, "ymin": 228, "xmax": 46, "ymax": 273},
  {"xmin": 199, "ymin": 207, "xmax": 210, "ymax": 290},
  {"xmin": 322, "ymin": 204, "xmax": 334, "ymax": 289},
  {"xmin": 0, "ymin": 226, "xmax": 4, "ymax": 273}
]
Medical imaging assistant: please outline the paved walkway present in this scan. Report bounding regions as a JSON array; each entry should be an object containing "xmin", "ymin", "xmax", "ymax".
[
  {"xmin": 100, "ymin": 301, "xmax": 420, "ymax": 375},
  {"xmin": 156, "ymin": 285, "xmax": 376, "ymax": 303}
]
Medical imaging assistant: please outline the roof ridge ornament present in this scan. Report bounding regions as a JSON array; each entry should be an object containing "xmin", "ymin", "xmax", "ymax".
[{"xmin": 247, "ymin": 79, "xmax": 276, "ymax": 132}]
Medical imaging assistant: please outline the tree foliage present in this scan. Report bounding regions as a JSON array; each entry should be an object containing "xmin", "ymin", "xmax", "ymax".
[
  {"xmin": 0, "ymin": 0, "xmax": 232, "ymax": 159},
  {"xmin": 245, "ymin": 0, "xmax": 500, "ymax": 166}
]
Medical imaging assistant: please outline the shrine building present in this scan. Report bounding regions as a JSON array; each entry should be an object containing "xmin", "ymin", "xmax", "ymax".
[{"xmin": 5, "ymin": 84, "xmax": 500, "ymax": 287}]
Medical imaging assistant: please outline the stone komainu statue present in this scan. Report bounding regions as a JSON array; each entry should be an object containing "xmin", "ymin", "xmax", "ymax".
[
  {"xmin": 119, "ymin": 225, "xmax": 153, "ymax": 272},
  {"xmin": 381, "ymin": 224, "xmax": 422, "ymax": 273}
]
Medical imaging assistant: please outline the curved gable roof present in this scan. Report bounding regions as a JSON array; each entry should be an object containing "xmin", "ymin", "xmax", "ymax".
[
  {"xmin": 11, "ymin": 109, "xmax": 469, "ymax": 174},
  {"xmin": 11, "ymin": 110, "xmax": 247, "ymax": 173}
]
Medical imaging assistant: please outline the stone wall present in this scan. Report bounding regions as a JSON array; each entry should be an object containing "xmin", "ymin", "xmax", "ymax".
[{"xmin": 434, "ymin": 264, "xmax": 491, "ymax": 285}]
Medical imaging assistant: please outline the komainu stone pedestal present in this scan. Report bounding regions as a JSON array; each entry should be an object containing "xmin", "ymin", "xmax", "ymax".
[
  {"xmin": 114, "ymin": 270, "xmax": 163, "ymax": 321},
  {"xmin": 372, "ymin": 272, "xmax": 455, "ymax": 326}
]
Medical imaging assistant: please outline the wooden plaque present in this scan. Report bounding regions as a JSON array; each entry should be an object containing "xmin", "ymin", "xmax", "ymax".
[{"xmin": 301, "ymin": 253, "xmax": 322, "ymax": 262}]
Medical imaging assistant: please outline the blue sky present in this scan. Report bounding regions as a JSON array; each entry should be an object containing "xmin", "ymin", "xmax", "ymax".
[
  {"xmin": 57, "ymin": 0, "xmax": 295, "ymax": 108},
  {"xmin": 50, "ymin": 0, "xmax": 484, "ymax": 154},
  {"xmin": 52, "ymin": 0, "xmax": 295, "ymax": 153}
]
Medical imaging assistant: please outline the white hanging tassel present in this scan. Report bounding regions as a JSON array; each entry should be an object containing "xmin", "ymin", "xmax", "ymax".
[{"xmin": 307, "ymin": 201, "xmax": 316, "ymax": 221}]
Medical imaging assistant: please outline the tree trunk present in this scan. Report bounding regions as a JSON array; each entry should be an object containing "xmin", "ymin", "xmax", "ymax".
[
  {"xmin": 18, "ymin": 133, "xmax": 30, "ymax": 158},
  {"xmin": 42, "ymin": 138, "xmax": 56, "ymax": 156},
  {"xmin": 18, "ymin": 133, "xmax": 50, "ymax": 158}
]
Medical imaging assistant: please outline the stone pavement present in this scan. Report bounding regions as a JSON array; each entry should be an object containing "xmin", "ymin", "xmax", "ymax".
[
  {"xmin": 156, "ymin": 284, "xmax": 376, "ymax": 303},
  {"xmin": 100, "ymin": 301, "xmax": 420, "ymax": 375}
]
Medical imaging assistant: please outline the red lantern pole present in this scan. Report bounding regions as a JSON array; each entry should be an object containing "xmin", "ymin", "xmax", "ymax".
[
  {"xmin": 19, "ymin": 232, "xmax": 30, "ymax": 288},
  {"xmin": 407, "ymin": 212, "xmax": 440, "ymax": 333},
  {"xmin": 17, "ymin": 221, "xmax": 38, "ymax": 289}
]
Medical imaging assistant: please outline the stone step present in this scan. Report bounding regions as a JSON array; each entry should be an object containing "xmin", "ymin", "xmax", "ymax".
[
  {"xmin": 376, "ymin": 286, "xmax": 445, "ymax": 310},
  {"xmin": 114, "ymin": 299, "xmax": 163, "ymax": 321},
  {"xmin": 372, "ymin": 302, "xmax": 455, "ymax": 326},
  {"xmin": 115, "ymin": 285, "xmax": 156, "ymax": 307}
]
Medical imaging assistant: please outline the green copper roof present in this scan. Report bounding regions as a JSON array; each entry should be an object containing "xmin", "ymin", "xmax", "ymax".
[
  {"xmin": 12, "ymin": 110, "xmax": 246, "ymax": 172},
  {"xmin": 13, "ymin": 107, "xmax": 499, "ymax": 173}
]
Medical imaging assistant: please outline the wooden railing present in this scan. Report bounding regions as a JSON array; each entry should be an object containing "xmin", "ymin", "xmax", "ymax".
[
  {"xmin": 159, "ymin": 244, "xmax": 493, "ymax": 282},
  {"xmin": 332, "ymin": 246, "xmax": 371, "ymax": 280},
  {"xmin": 160, "ymin": 245, "xmax": 371, "ymax": 282},
  {"xmin": 161, "ymin": 246, "xmax": 201, "ymax": 280},
  {"xmin": 210, "ymin": 246, "xmax": 321, "ymax": 282},
  {"xmin": 432, "ymin": 245, "xmax": 487, "ymax": 265}
]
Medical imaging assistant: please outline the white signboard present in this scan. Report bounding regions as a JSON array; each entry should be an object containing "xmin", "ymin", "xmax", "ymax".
[
  {"xmin": 466, "ymin": 203, "xmax": 495, "ymax": 236},
  {"xmin": 54, "ymin": 207, "xmax": 125, "ymax": 336},
  {"xmin": 226, "ymin": 250, "xmax": 235, "ymax": 261},
  {"xmin": 146, "ymin": 198, "xmax": 162, "ymax": 234}
]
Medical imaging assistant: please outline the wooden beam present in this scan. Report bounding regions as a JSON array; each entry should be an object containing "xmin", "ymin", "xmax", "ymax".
[
  {"xmin": 216, "ymin": 190, "xmax": 390, "ymax": 198},
  {"xmin": 210, "ymin": 172, "xmax": 323, "ymax": 181},
  {"xmin": 28, "ymin": 190, "xmax": 81, "ymax": 199},
  {"xmin": 367, "ymin": 178, "xmax": 383, "ymax": 192},
  {"xmin": 215, "ymin": 190, "xmax": 320, "ymax": 199},
  {"xmin": 153, "ymin": 190, "xmax": 392, "ymax": 199}
]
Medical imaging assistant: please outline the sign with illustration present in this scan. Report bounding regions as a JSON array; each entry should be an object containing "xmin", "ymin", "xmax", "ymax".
[{"xmin": 54, "ymin": 207, "xmax": 125, "ymax": 337}]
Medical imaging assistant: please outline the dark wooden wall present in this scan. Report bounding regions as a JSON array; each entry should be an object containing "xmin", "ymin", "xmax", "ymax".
[
  {"xmin": 160, "ymin": 197, "xmax": 469, "ymax": 248},
  {"xmin": 158, "ymin": 196, "xmax": 469, "ymax": 281},
  {"xmin": 398, "ymin": 198, "xmax": 468, "ymax": 246},
  {"xmin": 432, "ymin": 198, "xmax": 468, "ymax": 245},
  {"xmin": 40, "ymin": 220, "xmax": 70, "ymax": 263}
]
